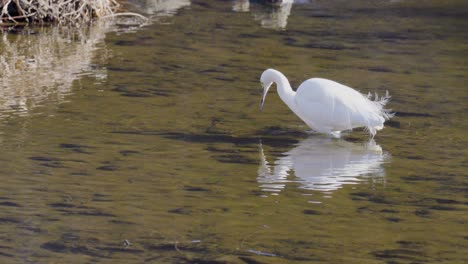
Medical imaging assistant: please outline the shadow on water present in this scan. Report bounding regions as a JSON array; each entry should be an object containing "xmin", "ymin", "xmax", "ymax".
[
  {"xmin": 111, "ymin": 126, "xmax": 389, "ymax": 199},
  {"xmin": 112, "ymin": 125, "xmax": 307, "ymax": 148}
]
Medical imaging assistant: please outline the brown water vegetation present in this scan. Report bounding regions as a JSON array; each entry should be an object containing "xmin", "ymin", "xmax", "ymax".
[{"xmin": 0, "ymin": 0, "xmax": 121, "ymax": 25}]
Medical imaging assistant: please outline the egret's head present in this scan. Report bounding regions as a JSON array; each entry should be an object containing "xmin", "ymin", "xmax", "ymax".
[{"xmin": 260, "ymin": 70, "xmax": 274, "ymax": 111}]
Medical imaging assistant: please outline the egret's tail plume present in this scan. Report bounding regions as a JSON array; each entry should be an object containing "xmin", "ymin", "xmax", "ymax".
[
  {"xmin": 366, "ymin": 91, "xmax": 394, "ymax": 137},
  {"xmin": 369, "ymin": 90, "xmax": 394, "ymax": 120}
]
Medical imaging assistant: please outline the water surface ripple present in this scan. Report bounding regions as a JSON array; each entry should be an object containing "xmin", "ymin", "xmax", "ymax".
[{"xmin": 0, "ymin": 0, "xmax": 466, "ymax": 263}]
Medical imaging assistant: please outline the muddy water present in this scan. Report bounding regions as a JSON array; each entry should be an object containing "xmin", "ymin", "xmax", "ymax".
[{"xmin": 0, "ymin": 0, "xmax": 467, "ymax": 263}]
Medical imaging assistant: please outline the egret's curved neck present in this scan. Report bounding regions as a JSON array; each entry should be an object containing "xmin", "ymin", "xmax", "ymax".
[{"xmin": 268, "ymin": 70, "xmax": 296, "ymax": 110}]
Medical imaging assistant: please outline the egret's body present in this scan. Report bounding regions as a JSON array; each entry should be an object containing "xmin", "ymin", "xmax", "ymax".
[{"xmin": 260, "ymin": 69, "xmax": 393, "ymax": 137}]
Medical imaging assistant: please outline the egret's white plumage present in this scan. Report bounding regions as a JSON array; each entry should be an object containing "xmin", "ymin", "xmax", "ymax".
[{"xmin": 260, "ymin": 69, "xmax": 393, "ymax": 137}]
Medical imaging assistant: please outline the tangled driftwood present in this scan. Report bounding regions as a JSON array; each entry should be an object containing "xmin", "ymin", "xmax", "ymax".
[{"xmin": 0, "ymin": 0, "xmax": 122, "ymax": 25}]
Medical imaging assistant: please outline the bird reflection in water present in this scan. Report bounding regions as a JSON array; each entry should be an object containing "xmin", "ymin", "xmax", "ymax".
[
  {"xmin": 258, "ymin": 136, "xmax": 388, "ymax": 197},
  {"xmin": 131, "ymin": 0, "xmax": 191, "ymax": 17},
  {"xmin": 232, "ymin": 0, "xmax": 296, "ymax": 29}
]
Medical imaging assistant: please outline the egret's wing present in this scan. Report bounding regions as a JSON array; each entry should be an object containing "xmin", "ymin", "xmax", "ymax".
[
  {"xmin": 331, "ymin": 87, "xmax": 389, "ymax": 131},
  {"xmin": 294, "ymin": 79, "xmax": 359, "ymax": 132}
]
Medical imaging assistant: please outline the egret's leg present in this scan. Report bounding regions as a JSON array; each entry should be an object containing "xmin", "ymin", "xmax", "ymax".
[{"xmin": 367, "ymin": 126, "xmax": 377, "ymax": 138}]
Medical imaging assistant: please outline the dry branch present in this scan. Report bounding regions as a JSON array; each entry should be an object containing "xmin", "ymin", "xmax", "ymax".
[{"xmin": 0, "ymin": 0, "xmax": 132, "ymax": 25}]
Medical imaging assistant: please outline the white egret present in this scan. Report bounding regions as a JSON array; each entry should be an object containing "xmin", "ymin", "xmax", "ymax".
[{"xmin": 260, "ymin": 69, "xmax": 394, "ymax": 137}]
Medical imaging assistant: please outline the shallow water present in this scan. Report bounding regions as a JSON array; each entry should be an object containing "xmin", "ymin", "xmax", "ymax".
[{"xmin": 0, "ymin": 0, "xmax": 467, "ymax": 263}]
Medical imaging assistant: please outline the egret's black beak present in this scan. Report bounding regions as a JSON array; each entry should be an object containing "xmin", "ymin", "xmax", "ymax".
[{"xmin": 260, "ymin": 86, "xmax": 265, "ymax": 111}]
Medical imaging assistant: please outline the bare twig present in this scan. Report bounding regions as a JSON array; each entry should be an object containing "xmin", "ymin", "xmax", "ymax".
[{"xmin": 0, "ymin": 0, "xmax": 145, "ymax": 26}]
